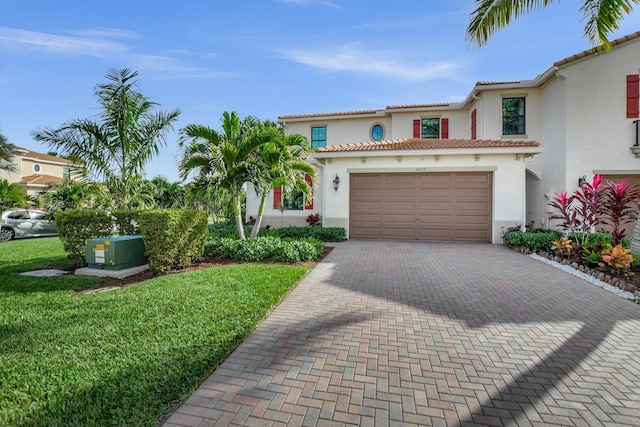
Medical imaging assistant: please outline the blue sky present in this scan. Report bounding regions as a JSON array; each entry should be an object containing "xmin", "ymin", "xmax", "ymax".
[{"xmin": 2, "ymin": 0, "xmax": 640, "ymax": 182}]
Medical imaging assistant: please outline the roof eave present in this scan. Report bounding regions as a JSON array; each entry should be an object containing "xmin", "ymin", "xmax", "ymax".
[{"xmin": 313, "ymin": 146, "xmax": 543, "ymax": 159}]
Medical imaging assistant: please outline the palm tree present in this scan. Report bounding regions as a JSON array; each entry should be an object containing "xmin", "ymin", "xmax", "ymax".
[
  {"xmin": 0, "ymin": 179, "xmax": 28, "ymax": 214},
  {"xmin": 39, "ymin": 180, "xmax": 113, "ymax": 211},
  {"xmin": 32, "ymin": 68, "xmax": 180, "ymax": 209},
  {"xmin": 467, "ymin": 0, "xmax": 639, "ymax": 49},
  {"xmin": 178, "ymin": 111, "xmax": 264, "ymax": 240},
  {"xmin": 0, "ymin": 130, "xmax": 17, "ymax": 173},
  {"xmin": 249, "ymin": 124, "xmax": 315, "ymax": 238}
]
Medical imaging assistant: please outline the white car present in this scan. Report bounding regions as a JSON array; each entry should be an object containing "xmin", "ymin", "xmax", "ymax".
[{"xmin": 0, "ymin": 209, "xmax": 58, "ymax": 242}]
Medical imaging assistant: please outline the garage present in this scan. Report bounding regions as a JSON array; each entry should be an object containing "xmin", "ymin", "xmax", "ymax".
[{"xmin": 349, "ymin": 172, "xmax": 492, "ymax": 242}]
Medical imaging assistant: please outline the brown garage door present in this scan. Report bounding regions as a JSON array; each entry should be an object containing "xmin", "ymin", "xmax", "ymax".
[{"xmin": 349, "ymin": 172, "xmax": 492, "ymax": 242}]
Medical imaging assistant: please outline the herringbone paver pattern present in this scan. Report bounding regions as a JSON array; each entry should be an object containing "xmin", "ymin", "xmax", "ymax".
[{"xmin": 164, "ymin": 241, "xmax": 640, "ymax": 426}]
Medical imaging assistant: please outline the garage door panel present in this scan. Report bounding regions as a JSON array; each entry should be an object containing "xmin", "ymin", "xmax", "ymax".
[{"xmin": 350, "ymin": 172, "xmax": 491, "ymax": 242}]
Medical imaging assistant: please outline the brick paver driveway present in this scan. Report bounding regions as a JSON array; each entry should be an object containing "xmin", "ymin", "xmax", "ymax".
[{"xmin": 164, "ymin": 241, "xmax": 640, "ymax": 427}]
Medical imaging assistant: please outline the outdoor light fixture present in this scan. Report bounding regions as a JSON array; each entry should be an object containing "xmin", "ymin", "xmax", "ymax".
[
  {"xmin": 578, "ymin": 175, "xmax": 587, "ymax": 187},
  {"xmin": 333, "ymin": 174, "xmax": 340, "ymax": 191}
]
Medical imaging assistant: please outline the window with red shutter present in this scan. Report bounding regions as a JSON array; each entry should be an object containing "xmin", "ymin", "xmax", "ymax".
[
  {"xmin": 304, "ymin": 174, "xmax": 313, "ymax": 210},
  {"xmin": 273, "ymin": 186, "xmax": 282, "ymax": 209},
  {"xmin": 441, "ymin": 118, "xmax": 449, "ymax": 139},
  {"xmin": 627, "ymin": 75, "xmax": 639, "ymax": 118},
  {"xmin": 471, "ymin": 109, "xmax": 477, "ymax": 139},
  {"xmin": 413, "ymin": 119, "xmax": 420, "ymax": 138}
]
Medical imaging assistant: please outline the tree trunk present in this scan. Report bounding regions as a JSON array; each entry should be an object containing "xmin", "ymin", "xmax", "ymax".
[
  {"xmin": 250, "ymin": 194, "xmax": 267, "ymax": 238},
  {"xmin": 232, "ymin": 195, "xmax": 246, "ymax": 240}
]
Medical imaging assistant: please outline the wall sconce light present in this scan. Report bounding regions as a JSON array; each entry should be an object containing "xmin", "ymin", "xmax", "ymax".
[
  {"xmin": 578, "ymin": 175, "xmax": 587, "ymax": 187},
  {"xmin": 333, "ymin": 174, "xmax": 340, "ymax": 191}
]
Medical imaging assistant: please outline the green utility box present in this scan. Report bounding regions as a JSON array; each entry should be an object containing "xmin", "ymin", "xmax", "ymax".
[{"xmin": 86, "ymin": 235, "xmax": 148, "ymax": 270}]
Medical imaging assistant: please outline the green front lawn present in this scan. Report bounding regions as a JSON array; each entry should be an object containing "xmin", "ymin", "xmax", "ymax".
[{"xmin": 0, "ymin": 238, "xmax": 308, "ymax": 426}]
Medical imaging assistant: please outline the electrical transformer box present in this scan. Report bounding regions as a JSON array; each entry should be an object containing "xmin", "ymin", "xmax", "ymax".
[{"xmin": 86, "ymin": 235, "xmax": 148, "ymax": 270}]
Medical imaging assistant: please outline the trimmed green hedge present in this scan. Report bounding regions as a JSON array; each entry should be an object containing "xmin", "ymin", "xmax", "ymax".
[
  {"xmin": 55, "ymin": 209, "xmax": 113, "ymax": 266},
  {"xmin": 112, "ymin": 209, "xmax": 143, "ymax": 235},
  {"xmin": 504, "ymin": 231, "xmax": 560, "ymax": 252},
  {"xmin": 139, "ymin": 209, "xmax": 208, "ymax": 273},
  {"xmin": 204, "ymin": 236, "xmax": 324, "ymax": 263},
  {"xmin": 271, "ymin": 226, "xmax": 346, "ymax": 242}
]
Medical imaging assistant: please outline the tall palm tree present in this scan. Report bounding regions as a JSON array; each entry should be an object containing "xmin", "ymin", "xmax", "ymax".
[
  {"xmin": 0, "ymin": 130, "xmax": 17, "ymax": 173},
  {"xmin": 178, "ymin": 111, "xmax": 264, "ymax": 240},
  {"xmin": 467, "ymin": 0, "xmax": 639, "ymax": 49},
  {"xmin": 32, "ymin": 68, "xmax": 180, "ymax": 209},
  {"xmin": 249, "ymin": 124, "xmax": 315, "ymax": 238}
]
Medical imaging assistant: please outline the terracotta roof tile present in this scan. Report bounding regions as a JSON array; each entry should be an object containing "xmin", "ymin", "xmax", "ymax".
[
  {"xmin": 315, "ymin": 138, "xmax": 540, "ymax": 153},
  {"xmin": 278, "ymin": 110, "xmax": 379, "ymax": 120},
  {"xmin": 385, "ymin": 103, "xmax": 454, "ymax": 109},
  {"xmin": 554, "ymin": 31, "xmax": 640, "ymax": 66},
  {"xmin": 475, "ymin": 80, "xmax": 521, "ymax": 86},
  {"xmin": 20, "ymin": 174, "xmax": 66, "ymax": 186},
  {"xmin": 13, "ymin": 146, "xmax": 75, "ymax": 165}
]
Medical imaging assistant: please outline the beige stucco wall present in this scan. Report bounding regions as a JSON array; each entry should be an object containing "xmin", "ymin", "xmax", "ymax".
[
  {"xmin": 560, "ymin": 41, "xmax": 640, "ymax": 188},
  {"xmin": 21, "ymin": 158, "xmax": 67, "ymax": 178},
  {"xmin": 389, "ymin": 109, "xmax": 471, "ymax": 140},
  {"xmin": 283, "ymin": 115, "xmax": 392, "ymax": 147}
]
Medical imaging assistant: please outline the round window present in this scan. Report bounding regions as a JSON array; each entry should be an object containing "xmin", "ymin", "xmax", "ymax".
[
  {"xmin": 371, "ymin": 124, "xmax": 384, "ymax": 141},
  {"xmin": 33, "ymin": 163, "xmax": 41, "ymax": 173}
]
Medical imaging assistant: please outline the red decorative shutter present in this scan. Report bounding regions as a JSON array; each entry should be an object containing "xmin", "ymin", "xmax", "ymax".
[
  {"xmin": 627, "ymin": 75, "xmax": 639, "ymax": 118},
  {"xmin": 413, "ymin": 119, "xmax": 421, "ymax": 138},
  {"xmin": 304, "ymin": 174, "xmax": 313, "ymax": 210},
  {"xmin": 471, "ymin": 109, "xmax": 477, "ymax": 139},
  {"xmin": 273, "ymin": 186, "xmax": 282, "ymax": 209},
  {"xmin": 441, "ymin": 118, "xmax": 449, "ymax": 139}
]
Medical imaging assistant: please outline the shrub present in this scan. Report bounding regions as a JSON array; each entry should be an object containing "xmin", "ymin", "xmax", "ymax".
[
  {"xmin": 55, "ymin": 209, "xmax": 113, "ymax": 266},
  {"xmin": 551, "ymin": 237, "xmax": 574, "ymax": 257},
  {"xmin": 600, "ymin": 245, "xmax": 634, "ymax": 274},
  {"xmin": 204, "ymin": 236, "xmax": 324, "ymax": 263},
  {"xmin": 139, "ymin": 209, "xmax": 208, "ymax": 273},
  {"xmin": 567, "ymin": 232, "xmax": 613, "ymax": 247},
  {"xmin": 112, "ymin": 209, "xmax": 143, "ymax": 235},
  {"xmin": 272, "ymin": 226, "xmax": 346, "ymax": 242},
  {"xmin": 503, "ymin": 231, "xmax": 559, "ymax": 252},
  {"xmin": 306, "ymin": 213, "xmax": 322, "ymax": 227}
]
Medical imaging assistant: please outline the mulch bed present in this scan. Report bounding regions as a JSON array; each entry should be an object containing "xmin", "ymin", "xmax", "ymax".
[
  {"xmin": 511, "ymin": 246, "xmax": 640, "ymax": 296},
  {"xmin": 75, "ymin": 246, "xmax": 334, "ymax": 294}
]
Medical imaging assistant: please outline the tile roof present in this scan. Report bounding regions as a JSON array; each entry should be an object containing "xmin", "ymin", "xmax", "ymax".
[
  {"xmin": 278, "ymin": 110, "xmax": 379, "ymax": 120},
  {"xmin": 13, "ymin": 146, "xmax": 75, "ymax": 165},
  {"xmin": 475, "ymin": 80, "xmax": 521, "ymax": 86},
  {"xmin": 554, "ymin": 31, "xmax": 640, "ymax": 66},
  {"xmin": 20, "ymin": 174, "xmax": 66, "ymax": 186},
  {"xmin": 314, "ymin": 138, "xmax": 540, "ymax": 153},
  {"xmin": 385, "ymin": 103, "xmax": 454, "ymax": 109}
]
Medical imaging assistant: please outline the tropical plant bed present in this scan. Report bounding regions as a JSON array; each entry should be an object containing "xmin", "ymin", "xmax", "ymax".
[{"xmin": 509, "ymin": 245, "xmax": 640, "ymax": 297}]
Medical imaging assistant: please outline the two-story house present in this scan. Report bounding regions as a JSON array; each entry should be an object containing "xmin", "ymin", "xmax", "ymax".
[
  {"xmin": 246, "ymin": 31, "xmax": 640, "ymax": 244},
  {"xmin": 0, "ymin": 146, "xmax": 79, "ymax": 197}
]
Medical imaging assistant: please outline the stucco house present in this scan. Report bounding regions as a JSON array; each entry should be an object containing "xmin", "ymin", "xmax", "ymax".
[
  {"xmin": 246, "ymin": 31, "xmax": 640, "ymax": 244},
  {"xmin": 0, "ymin": 146, "xmax": 79, "ymax": 197}
]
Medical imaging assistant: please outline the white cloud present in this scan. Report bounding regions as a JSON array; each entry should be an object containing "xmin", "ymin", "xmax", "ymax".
[
  {"xmin": 278, "ymin": 43, "xmax": 465, "ymax": 81},
  {"xmin": 0, "ymin": 26, "xmax": 231, "ymax": 79},
  {"xmin": 0, "ymin": 27, "xmax": 125, "ymax": 56}
]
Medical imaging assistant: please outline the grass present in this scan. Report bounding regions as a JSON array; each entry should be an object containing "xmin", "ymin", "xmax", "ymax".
[{"xmin": 0, "ymin": 237, "xmax": 308, "ymax": 426}]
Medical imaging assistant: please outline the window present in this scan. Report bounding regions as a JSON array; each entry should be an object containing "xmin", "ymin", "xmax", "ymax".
[
  {"xmin": 421, "ymin": 118, "xmax": 440, "ymax": 138},
  {"xmin": 63, "ymin": 166, "xmax": 70, "ymax": 179},
  {"xmin": 371, "ymin": 124, "xmax": 384, "ymax": 141},
  {"xmin": 33, "ymin": 163, "xmax": 41, "ymax": 173},
  {"xmin": 311, "ymin": 127, "xmax": 326, "ymax": 148},
  {"xmin": 282, "ymin": 190, "xmax": 304, "ymax": 210},
  {"xmin": 502, "ymin": 97, "xmax": 526, "ymax": 135}
]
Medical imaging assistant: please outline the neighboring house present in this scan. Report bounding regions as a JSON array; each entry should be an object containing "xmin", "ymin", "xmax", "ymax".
[
  {"xmin": 0, "ymin": 146, "xmax": 79, "ymax": 197},
  {"xmin": 246, "ymin": 31, "xmax": 640, "ymax": 244}
]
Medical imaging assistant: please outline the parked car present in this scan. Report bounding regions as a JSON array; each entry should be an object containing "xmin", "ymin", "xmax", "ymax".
[{"xmin": 0, "ymin": 209, "xmax": 58, "ymax": 242}]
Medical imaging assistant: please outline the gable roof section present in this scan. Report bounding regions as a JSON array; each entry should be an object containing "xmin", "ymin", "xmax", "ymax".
[
  {"xmin": 279, "ymin": 109, "xmax": 381, "ymax": 120},
  {"xmin": 20, "ymin": 174, "xmax": 66, "ymax": 186},
  {"xmin": 13, "ymin": 146, "xmax": 75, "ymax": 165},
  {"xmin": 554, "ymin": 31, "xmax": 640, "ymax": 66},
  {"xmin": 315, "ymin": 138, "xmax": 540, "ymax": 153}
]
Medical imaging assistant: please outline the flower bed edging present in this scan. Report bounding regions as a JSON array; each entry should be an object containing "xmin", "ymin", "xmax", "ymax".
[{"xmin": 510, "ymin": 246, "xmax": 640, "ymax": 301}]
